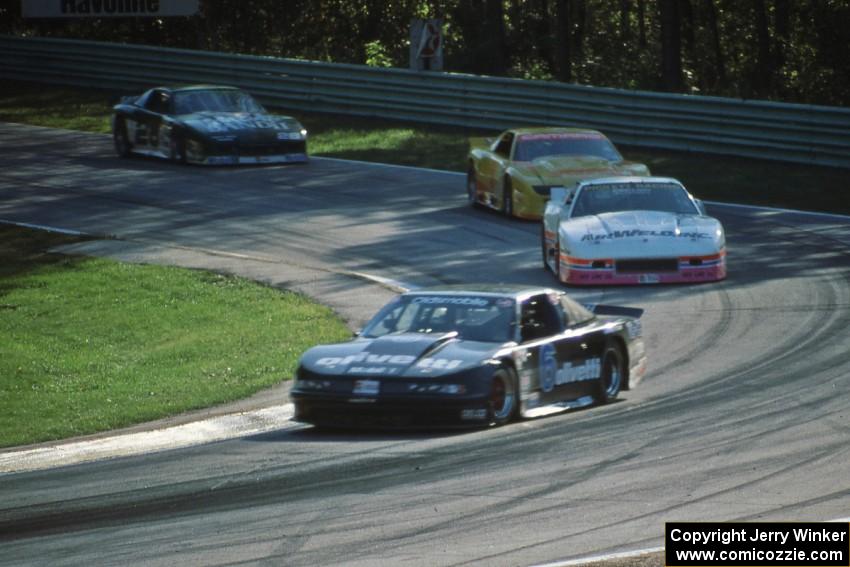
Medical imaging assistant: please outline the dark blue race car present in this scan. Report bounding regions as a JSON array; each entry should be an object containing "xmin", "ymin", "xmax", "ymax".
[
  {"xmin": 111, "ymin": 85, "xmax": 307, "ymax": 165},
  {"xmin": 291, "ymin": 285, "xmax": 647, "ymax": 428}
]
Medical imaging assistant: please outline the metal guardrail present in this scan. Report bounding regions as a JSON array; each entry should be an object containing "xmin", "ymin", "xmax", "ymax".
[{"xmin": 2, "ymin": 35, "xmax": 850, "ymax": 168}]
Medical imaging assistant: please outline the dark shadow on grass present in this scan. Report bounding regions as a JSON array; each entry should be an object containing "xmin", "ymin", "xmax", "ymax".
[{"xmin": 0, "ymin": 225, "xmax": 94, "ymax": 296}]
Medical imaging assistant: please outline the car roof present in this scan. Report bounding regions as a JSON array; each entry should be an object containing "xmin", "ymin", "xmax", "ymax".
[
  {"xmin": 403, "ymin": 284, "xmax": 561, "ymax": 301},
  {"xmin": 156, "ymin": 84, "xmax": 242, "ymax": 94},
  {"xmin": 508, "ymin": 127, "xmax": 605, "ymax": 137}
]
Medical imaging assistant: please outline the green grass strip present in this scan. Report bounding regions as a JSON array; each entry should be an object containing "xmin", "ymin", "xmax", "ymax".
[{"xmin": 0, "ymin": 225, "xmax": 350, "ymax": 448}]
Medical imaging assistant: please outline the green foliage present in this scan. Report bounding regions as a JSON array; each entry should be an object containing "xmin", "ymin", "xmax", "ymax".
[
  {"xmin": 513, "ymin": 59, "xmax": 555, "ymax": 82},
  {"xmin": 1, "ymin": 0, "xmax": 847, "ymax": 105},
  {"xmin": 365, "ymin": 40, "xmax": 394, "ymax": 68}
]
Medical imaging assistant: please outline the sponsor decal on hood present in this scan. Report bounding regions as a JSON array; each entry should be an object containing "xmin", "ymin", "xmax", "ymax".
[
  {"xmin": 181, "ymin": 112, "xmax": 298, "ymax": 134},
  {"xmin": 533, "ymin": 155, "xmax": 617, "ymax": 173},
  {"xmin": 306, "ymin": 332, "xmax": 487, "ymax": 377},
  {"xmin": 581, "ymin": 229, "xmax": 711, "ymax": 241},
  {"xmin": 568, "ymin": 211, "xmax": 719, "ymax": 241}
]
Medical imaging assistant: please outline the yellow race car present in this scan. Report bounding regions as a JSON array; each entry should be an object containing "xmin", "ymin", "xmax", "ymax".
[{"xmin": 467, "ymin": 128, "xmax": 651, "ymax": 219}]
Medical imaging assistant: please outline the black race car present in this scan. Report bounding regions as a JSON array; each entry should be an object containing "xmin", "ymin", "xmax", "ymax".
[
  {"xmin": 111, "ymin": 85, "xmax": 307, "ymax": 165},
  {"xmin": 291, "ymin": 285, "xmax": 647, "ymax": 428}
]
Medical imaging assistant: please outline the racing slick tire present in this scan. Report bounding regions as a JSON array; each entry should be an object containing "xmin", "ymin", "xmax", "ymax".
[
  {"xmin": 466, "ymin": 167, "xmax": 479, "ymax": 207},
  {"xmin": 113, "ymin": 119, "xmax": 132, "ymax": 158},
  {"xmin": 502, "ymin": 177, "xmax": 514, "ymax": 217},
  {"xmin": 594, "ymin": 343, "xmax": 624, "ymax": 405},
  {"xmin": 490, "ymin": 366, "xmax": 519, "ymax": 426}
]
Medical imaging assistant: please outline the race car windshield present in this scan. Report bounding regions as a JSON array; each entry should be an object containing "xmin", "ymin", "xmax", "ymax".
[
  {"xmin": 362, "ymin": 296, "xmax": 517, "ymax": 343},
  {"xmin": 513, "ymin": 134, "xmax": 622, "ymax": 162},
  {"xmin": 571, "ymin": 183, "xmax": 700, "ymax": 217},
  {"xmin": 173, "ymin": 90, "xmax": 265, "ymax": 115}
]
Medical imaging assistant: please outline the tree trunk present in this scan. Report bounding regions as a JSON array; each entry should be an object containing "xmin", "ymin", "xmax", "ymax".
[
  {"xmin": 680, "ymin": 0, "xmax": 695, "ymax": 56},
  {"xmin": 484, "ymin": 0, "xmax": 507, "ymax": 75},
  {"xmin": 702, "ymin": 0, "xmax": 725, "ymax": 86},
  {"xmin": 554, "ymin": 0, "xmax": 572, "ymax": 82},
  {"xmin": 571, "ymin": 0, "xmax": 586, "ymax": 70},
  {"xmin": 753, "ymin": 0, "xmax": 773, "ymax": 96},
  {"xmin": 659, "ymin": 0, "xmax": 684, "ymax": 91},
  {"xmin": 619, "ymin": 0, "xmax": 631, "ymax": 43},
  {"xmin": 774, "ymin": 0, "xmax": 790, "ymax": 71},
  {"xmin": 638, "ymin": 0, "xmax": 647, "ymax": 48}
]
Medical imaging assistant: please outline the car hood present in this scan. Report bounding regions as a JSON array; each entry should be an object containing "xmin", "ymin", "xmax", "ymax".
[
  {"xmin": 561, "ymin": 211, "xmax": 725, "ymax": 257},
  {"xmin": 514, "ymin": 155, "xmax": 650, "ymax": 185},
  {"xmin": 178, "ymin": 112, "xmax": 302, "ymax": 136},
  {"xmin": 300, "ymin": 332, "xmax": 501, "ymax": 378}
]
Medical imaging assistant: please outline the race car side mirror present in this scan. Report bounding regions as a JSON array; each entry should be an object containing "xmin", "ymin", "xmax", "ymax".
[{"xmin": 550, "ymin": 187, "xmax": 571, "ymax": 206}]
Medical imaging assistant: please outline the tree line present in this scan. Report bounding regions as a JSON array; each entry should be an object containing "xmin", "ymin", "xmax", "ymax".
[{"xmin": 1, "ymin": 0, "xmax": 848, "ymax": 107}]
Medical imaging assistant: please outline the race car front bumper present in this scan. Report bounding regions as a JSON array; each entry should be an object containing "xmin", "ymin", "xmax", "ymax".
[
  {"xmin": 187, "ymin": 137, "xmax": 308, "ymax": 165},
  {"xmin": 201, "ymin": 153, "xmax": 308, "ymax": 165},
  {"xmin": 559, "ymin": 252, "xmax": 726, "ymax": 285},
  {"xmin": 291, "ymin": 393, "xmax": 493, "ymax": 429}
]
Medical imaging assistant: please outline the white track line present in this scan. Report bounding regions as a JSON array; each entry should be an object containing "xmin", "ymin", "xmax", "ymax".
[
  {"xmin": 346, "ymin": 270, "xmax": 416, "ymax": 293},
  {"xmin": 0, "ymin": 219, "xmax": 93, "ymax": 236},
  {"xmin": 0, "ymin": 404, "xmax": 298, "ymax": 474},
  {"xmin": 530, "ymin": 546, "xmax": 664, "ymax": 567}
]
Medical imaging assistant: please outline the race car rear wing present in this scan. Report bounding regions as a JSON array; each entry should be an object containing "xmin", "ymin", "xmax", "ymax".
[{"xmin": 584, "ymin": 304, "xmax": 644, "ymax": 320}]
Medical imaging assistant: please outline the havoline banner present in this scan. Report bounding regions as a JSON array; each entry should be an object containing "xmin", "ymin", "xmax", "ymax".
[{"xmin": 22, "ymin": 0, "xmax": 199, "ymax": 18}]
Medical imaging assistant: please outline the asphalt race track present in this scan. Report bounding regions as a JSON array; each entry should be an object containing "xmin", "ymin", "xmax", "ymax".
[{"xmin": 1, "ymin": 123, "xmax": 849, "ymax": 567}]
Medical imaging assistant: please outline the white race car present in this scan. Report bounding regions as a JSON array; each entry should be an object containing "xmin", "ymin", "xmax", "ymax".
[{"xmin": 541, "ymin": 177, "xmax": 726, "ymax": 285}]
